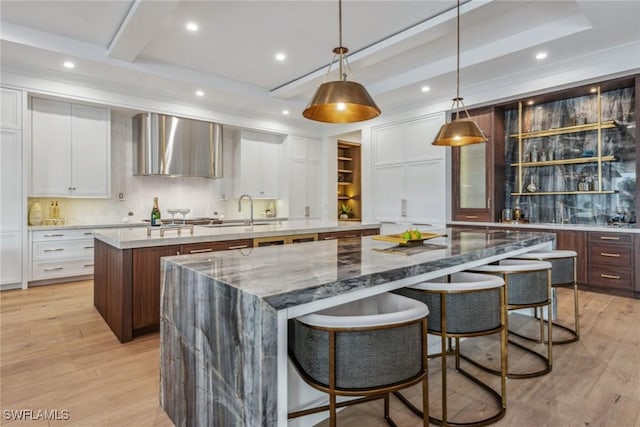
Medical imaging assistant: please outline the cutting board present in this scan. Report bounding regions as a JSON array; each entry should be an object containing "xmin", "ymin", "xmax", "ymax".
[{"xmin": 372, "ymin": 232, "xmax": 447, "ymax": 246}]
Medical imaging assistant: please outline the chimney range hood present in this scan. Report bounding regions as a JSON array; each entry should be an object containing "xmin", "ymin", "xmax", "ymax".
[{"xmin": 133, "ymin": 113, "xmax": 222, "ymax": 178}]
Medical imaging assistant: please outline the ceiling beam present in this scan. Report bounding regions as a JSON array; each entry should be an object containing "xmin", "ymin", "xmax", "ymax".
[{"xmin": 107, "ymin": 0, "xmax": 180, "ymax": 62}]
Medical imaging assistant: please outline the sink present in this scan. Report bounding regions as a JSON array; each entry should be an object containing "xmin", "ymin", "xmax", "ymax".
[{"xmin": 199, "ymin": 222, "xmax": 272, "ymax": 228}]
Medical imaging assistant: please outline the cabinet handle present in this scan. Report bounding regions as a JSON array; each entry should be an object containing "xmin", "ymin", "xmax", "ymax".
[
  {"xmin": 305, "ymin": 206, "xmax": 310, "ymax": 217},
  {"xmin": 343, "ymin": 234, "xmax": 358, "ymax": 238},
  {"xmin": 487, "ymin": 197, "xmax": 491, "ymax": 209},
  {"xmin": 84, "ymin": 246, "xmax": 94, "ymax": 249},
  {"xmin": 44, "ymin": 248, "xmax": 64, "ymax": 252},
  {"xmin": 600, "ymin": 274, "xmax": 620, "ymax": 280},
  {"xmin": 84, "ymin": 232, "xmax": 93, "ymax": 235},
  {"xmin": 44, "ymin": 234, "xmax": 64, "ymax": 237},
  {"xmin": 44, "ymin": 267, "xmax": 64, "ymax": 271},
  {"xmin": 465, "ymin": 215, "xmax": 479, "ymax": 219},
  {"xmin": 600, "ymin": 252, "xmax": 621, "ymax": 258},
  {"xmin": 600, "ymin": 236, "xmax": 620, "ymax": 240},
  {"xmin": 400, "ymin": 199, "xmax": 407, "ymax": 217},
  {"xmin": 322, "ymin": 236, "xmax": 337, "ymax": 240},
  {"xmin": 189, "ymin": 248, "xmax": 213, "ymax": 254},
  {"xmin": 83, "ymin": 263, "xmax": 94, "ymax": 267},
  {"xmin": 72, "ymin": 187, "xmax": 76, "ymax": 190},
  {"xmin": 227, "ymin": 245, "xmax": 249, "ymax": 250}
]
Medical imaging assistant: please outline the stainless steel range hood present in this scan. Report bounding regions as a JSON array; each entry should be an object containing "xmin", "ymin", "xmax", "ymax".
[{"xmin": 133, "ymin": 113, "xmax": 222, "ymax": 178}]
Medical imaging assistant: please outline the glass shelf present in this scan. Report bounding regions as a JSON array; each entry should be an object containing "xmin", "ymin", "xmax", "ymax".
[
  {"xmin": 510, "ymin": 155, "xmax": 616, "ymax": 167},
  {"xmin": 509, "ymin": 120, "xmax": 618, "ymax": 139},
  {"xmin": 511, "ymin": 190, "xmax": 618, "ymax": 196}
]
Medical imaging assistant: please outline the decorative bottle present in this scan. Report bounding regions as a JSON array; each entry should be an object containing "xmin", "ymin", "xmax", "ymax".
[{"xmin": 151, "ymin": 197, "xmax": 161, "ymax": 226}]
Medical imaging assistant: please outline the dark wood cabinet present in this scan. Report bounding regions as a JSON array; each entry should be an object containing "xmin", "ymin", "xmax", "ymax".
[
  {"xmin": 132, "ymin": 245, "xmax": 179, "ymax": 333},
  {"xmin": 587, "ymin": 231, "xmax": 636, "ymax": 294},
  {"xmin": 555, "ymin": 230, "xmax": 588, "ymax": 285},
  {"xmin": 451, "ymin": 107, "xmax": 505, "ymax": 222}
]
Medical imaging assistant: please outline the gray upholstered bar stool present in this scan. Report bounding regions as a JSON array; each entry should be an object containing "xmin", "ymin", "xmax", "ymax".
[
  {"xmin": 288, "ymin": 293, "xmax": 430, "ymax": 427},
  {"xmin": 511, "ymin": 250, "xmax": 579, "ymax": 344},
  {"xmin": 393, "ymin": 272, "xmax": 507, "ymax": 427},
  {"xmin": 464, "ymin": 259, "xmax": 553, "ymax": 379}
]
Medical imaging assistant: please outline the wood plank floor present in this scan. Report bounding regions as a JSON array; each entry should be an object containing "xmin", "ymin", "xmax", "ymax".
[{"xmin": 1, "ymin": 281, "xmax": 638, "ymax": 426}]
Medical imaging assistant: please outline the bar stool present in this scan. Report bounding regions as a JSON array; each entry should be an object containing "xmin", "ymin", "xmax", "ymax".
[
  {"xmin": 465, "ymin": 259, "xmax": 553, "ymax": 379},
  {"xmin": 394, "ymin": 272, "xmax": 507, "ymax": 426},
  {"xmin": 288, "ymin": 293, "xmax": 430, "ymax": 427},
  {"xmin": 511, "ymin": 250, "xmax": 579, "ymax": 344}
]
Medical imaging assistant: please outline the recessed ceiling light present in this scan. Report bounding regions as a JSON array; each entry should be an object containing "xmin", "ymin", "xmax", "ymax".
[
  {"xmin": 535, "ymin": 52, "xmax": 548, "ymax": 60},
  {"xmin": 275, "ymin": 53, "xmax": 286, "ymax": 61},
  {"xmin": 63, "ymin": 61, "xmax": 75, "ymax": 69},
  {"xmin": 195, "ymin": 90, "xmax": 204, "ymax": 97},
  {"xmin": 421, "ymin": 86, "xmax": 430, "ymax": 92},
  {"xmin": 527, "ymin": 100, "xmax": 534, "ymax": 105},
  {"xmin": 186, "ymin": 22, "xmax": 198, "ymax": 32},
  {"xmin": 590, "ymin": 87, "xmax": 597, "ymax": 93},
  {"xmin": 282, "ymin": 110, "xmax": 289, "ymax": 115}
]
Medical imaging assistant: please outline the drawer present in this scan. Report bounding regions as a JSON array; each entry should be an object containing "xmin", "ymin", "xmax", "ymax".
[
  {"xmin": 318, "ymin": 231, "xmax": 361, "ymax": 240},
  {"xmin": 32, "ymin": 229, "xmax": 95, "ymax": 242},
  {"xmin": 588, "ymin": 243, "xmax": 633, "ymax": 268},
  {"xmin": 32, "ymin": 258, "xmax": 94, "ymax": 281},
  {"xmin": 588, "ymin": 232, "xmax": 633, "ymax": 245},
  {"xmin": 588, "ymin": 266, "xmax": 633, "ymax": 291},
  {"xmin": 33, "ymin": 238, "xmax": 94, "ymax": 261},
  {"xmin": 179, "ymin": 239, "xmax": 253, "ymax": 254}
]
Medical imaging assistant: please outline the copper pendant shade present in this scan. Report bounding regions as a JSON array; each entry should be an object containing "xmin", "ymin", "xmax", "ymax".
[
  {"xmin": 432, "ymin": 0, "xmax": 487, "ymax": 146},
  {"xmin": 303, "ymin": 0, "xmax": 381, "ymax": 123}
]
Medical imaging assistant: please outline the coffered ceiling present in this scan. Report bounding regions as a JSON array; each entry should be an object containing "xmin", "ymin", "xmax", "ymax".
[{"xmin": 1, "ymin": 0, "xmax": 638, "ymax": 125}]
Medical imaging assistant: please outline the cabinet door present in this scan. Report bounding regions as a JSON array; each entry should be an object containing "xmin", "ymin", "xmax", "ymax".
[
  {"xmin": 405, "ymin": 160, "xmax": 446, "ymax": 224},
  {"xmin": 132, "ymin": 245, "xmax": 179, "ymax": 331},
  {"xmin": 289, "ymin": 159, "xmax": 307, "ymax": 219},
  {"xmin": 372, "ymin": 125, "xmax": 404, "ymax": 165},
  {"xmin": 71, "ymin": 104, "xmax": 110, "ymax": 197},
  {"xmin": 555, "ymin": 230, "xmax": 587, "ymax": 284},
  {"xmin": 31, "ymin": 98, "xmax": 72, "ymax": 196},
  {"xmin": 1, "ymin": 130, "xmax": 21, "ymax": 231},
  {"xmin": 306, "ymin": 160, "xmax": 322, "ymax": 219},
  {"xmin": 1, "ymin": 88, "xmax": 21, "ymax": 129},
  {"xmin": 260, "ymin": 139, "xmax": 281, "ymax": 198},
  {"xmin": 0, "ymin": 232, "xmax": 22, "ymax": 286},
  {"xmin": 373, "ymin": 164, "xmax": 404, "ymax": 219}
]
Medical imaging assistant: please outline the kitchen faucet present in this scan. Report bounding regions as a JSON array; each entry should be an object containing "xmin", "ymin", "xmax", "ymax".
[{"xmin": 238, "ymin": 194, "xmax": 254, "ymax": 225}]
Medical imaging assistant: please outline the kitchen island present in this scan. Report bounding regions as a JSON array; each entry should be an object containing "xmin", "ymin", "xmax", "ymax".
[
  {"xmin": 93, "ymin": 220, "xmax": 380, "ymax": 342},
  {"xmin": 159, "ymin": 227, "xmax": 555, "ymax": 426}
]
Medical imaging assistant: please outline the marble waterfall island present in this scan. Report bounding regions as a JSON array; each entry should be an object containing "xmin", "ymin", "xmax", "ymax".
[{"xmin": 160, "ymin": 227, "xmax": 554, "ymax": 426}]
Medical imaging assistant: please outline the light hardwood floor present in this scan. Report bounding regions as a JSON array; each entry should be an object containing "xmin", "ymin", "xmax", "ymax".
[{"xmin": 1, "ymin": 281, "xmax": 639, "ymax": 426}]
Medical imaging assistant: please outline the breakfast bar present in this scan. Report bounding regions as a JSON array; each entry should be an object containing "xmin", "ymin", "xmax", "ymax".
[{"xmin": 159, "ymin": 227, "xmax": 555, "ymax": 426}]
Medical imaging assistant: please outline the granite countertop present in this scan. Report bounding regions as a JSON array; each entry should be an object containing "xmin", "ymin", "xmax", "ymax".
[
  {"xmin": 94, "ymin": 219, "xmax": 381, "ymax": 249},
  {"xmin": 164, "ymin": 227, "xmax": 555, "ymax": 311},
  {"xmin": 448, "ymin": 221, "xmax": 640, "ymax": 234}
]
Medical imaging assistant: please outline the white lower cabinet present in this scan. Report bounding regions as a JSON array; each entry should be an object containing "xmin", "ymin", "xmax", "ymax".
[
  {"xmin": 0, "ymin": 232, "xmax": 23, "ymax": 288},
  {"xmin": 30, "ymin": 229, "xmax": 95, "ymax": 283}
]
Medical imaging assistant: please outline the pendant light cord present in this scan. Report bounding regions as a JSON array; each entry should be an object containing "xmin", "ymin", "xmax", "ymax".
[
  {"xmin": 455, "ymin": 0, "xmax": 461, "ymax": 119},
  {"xmin": 338, "ymin": 0, "xmax": 344, "ymax": 80}
]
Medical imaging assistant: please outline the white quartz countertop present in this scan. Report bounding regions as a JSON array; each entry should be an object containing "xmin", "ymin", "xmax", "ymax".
[
  {"xmin": 29, "ymin": 222, "xmax": 148, "ymax": 231},
  {"xmin": 94, "ymin": 220, "xmax": 381, "ymax": 249},
  {"xmin": 448, "ymin": 221, "xmax": 640, "ymax": 234}
]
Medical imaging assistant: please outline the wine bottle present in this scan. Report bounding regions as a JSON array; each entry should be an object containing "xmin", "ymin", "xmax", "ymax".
[{"xmin": 151, "ymin": 197, "xmax": 161, "ymax": 226}]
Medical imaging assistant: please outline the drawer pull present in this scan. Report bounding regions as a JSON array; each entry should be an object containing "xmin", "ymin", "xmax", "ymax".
[
  {"xmin": 44, "ymin": 234, "xmax": 64, "ymax": 237},
  {"xmin": 44, "ymin": 248, "xmax": 64, "ymax": 252},
  {"xmin": 189, "ymin": 248, "xmax": 213, "ymax": 254},
  {"xmin": 84, "ymin": 232, "xmax": 93, "ymax": 235},
  {"xmin": 44, "ymin": 267, "xmax": 64, "ymax": 272},
  {"xmin": 322, "ymin": 236, "xmax": 337, "ymax": 240},
  {"xmin": 343, "ymin": 235, "xmax": 358, "ymax": 238},
  {"xmin": 600, "ymin": 274, "xmax": 621, "ymax": 280},
  {"xmin": 600, "ymin": 236, "xmax": 620, "ymax": 241},
  {"xmin": 600, "ymin": 252, "xmax": 621, "ymax": 258},
  {"xmin": 83, "ymin": 263, "xmax": 94, "ymax": 267},
  {"xmin": 465, "ymin": 215, "xmax": 479, "ymax": 219},
  {"xmin": 227, "ymin": 245, "xmax": 248, "ymax": 250},
  {"xmin": 84, "ymin": 246, "xmax": 94, "ymax": 249}
]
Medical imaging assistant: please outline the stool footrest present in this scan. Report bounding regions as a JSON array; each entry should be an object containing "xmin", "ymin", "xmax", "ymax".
[{"xmin": 511, "ymin": 319, "xmax": 579, "ymax": 345}]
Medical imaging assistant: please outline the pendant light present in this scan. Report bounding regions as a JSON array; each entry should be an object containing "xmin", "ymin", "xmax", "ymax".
[
  {"xmin": 432, "ymin": 0, "xmax": 487, "ymax": 146},
  {"xmin": 303, "ymin": 0, "xmax": 381, "ymax": 123}
]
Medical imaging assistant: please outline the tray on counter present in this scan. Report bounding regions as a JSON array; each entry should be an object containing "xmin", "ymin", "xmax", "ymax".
[{"xmin": 372, "ymin": 232, "xmax": 447, "ymax": 246}]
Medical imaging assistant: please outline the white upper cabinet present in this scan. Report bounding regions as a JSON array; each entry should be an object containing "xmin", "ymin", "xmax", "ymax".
[
  {"xmin": 233, "ymin": 130, "xmax": 282, "ymax": 199},
  {"xmin": 371, "ymin": 114, "xmax": 446, "ymax": 225},
  {"xmin": 288, "ymin": 136, "xmax": 323, "ymax": 219},
  {"xmin": 1, "ymin": 88, "xmax": 22, "ymax": 130},
  {"xmin": 31, "ymin": 98, "xmax": 110, "ymax": 197}
]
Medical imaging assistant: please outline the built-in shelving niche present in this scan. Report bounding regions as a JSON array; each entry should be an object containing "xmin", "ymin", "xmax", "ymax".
[{"xmin": 504, "ymin": 86, "xmax": 636, "ymax": 225}]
